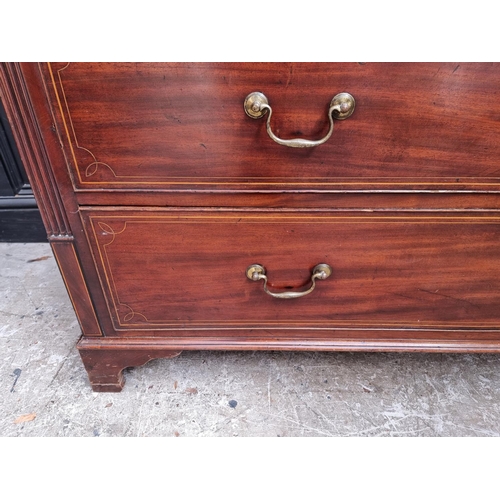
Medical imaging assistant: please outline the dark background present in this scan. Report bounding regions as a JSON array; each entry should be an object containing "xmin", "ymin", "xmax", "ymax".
[{"xmin": 0, "ymin": 99, "xmax": 45, "ymax": 242}]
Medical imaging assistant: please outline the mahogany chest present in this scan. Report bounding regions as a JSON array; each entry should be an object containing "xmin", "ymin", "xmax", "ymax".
[{"xmin": 2, "ymin": 62, "xmax": 500, "ymax": 391}]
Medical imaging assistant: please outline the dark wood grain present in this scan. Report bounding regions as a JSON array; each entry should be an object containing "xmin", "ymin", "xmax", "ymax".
[
  {"xmin": 75, "ymin": 191, "xmax": 500, "ymax": 210},
  {"xmin": 80, "ymin": 208, "xmax": 500, "ymax": 336},
  {"xmin": 39, "ymin": 62, "xmax": 500, "ymax": 192}
]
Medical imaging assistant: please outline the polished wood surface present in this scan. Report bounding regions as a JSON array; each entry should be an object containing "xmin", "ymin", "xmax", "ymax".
[
  {"xmin": 81, "ymin": 208, "xmax": 500, "ymax": 334},
  {"xmin": 40, "ymin": 62, "xmax": 500, "ymax": 192},
  {"xmin": 3, "ymin": 62, "xmax": 500, "ymax": 391}
]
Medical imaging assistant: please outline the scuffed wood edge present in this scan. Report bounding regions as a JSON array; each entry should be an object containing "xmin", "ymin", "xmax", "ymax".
[
  {"xmin": 79, "ymin": 336, "xmax": 500, "ymax": 353},
  {"xmin": 78, "ymin": 341, "xmax": 182, "ymax": 392}
]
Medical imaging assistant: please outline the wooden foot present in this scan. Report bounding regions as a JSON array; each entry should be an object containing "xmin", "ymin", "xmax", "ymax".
[{"xmin": 78, "ymin": 340, "xmax": 182, "ymax": 392}]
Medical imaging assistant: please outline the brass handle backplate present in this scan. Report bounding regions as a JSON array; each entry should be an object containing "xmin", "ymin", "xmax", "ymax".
[
  {"xmin": 246, "ymin": 264, "xmax": 332, "ymax": 299},
  {"xmin": 244, "ymin": 92, "xmax": 355, "ymax": 148}
]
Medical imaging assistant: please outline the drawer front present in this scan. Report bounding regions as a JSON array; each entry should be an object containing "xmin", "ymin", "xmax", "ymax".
[
  {"xmin": 81, "ymin": 209, "xmax": 500, "ymax": 338},
  {"xmin": 40, "ymin": 62, "xmax": 500, "ymax": 193}
]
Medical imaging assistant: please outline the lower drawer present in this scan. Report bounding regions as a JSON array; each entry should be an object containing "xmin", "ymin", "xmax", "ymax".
[{"xmin": 80, "ymin": 209, "xmax": 500, "ymax": 341}]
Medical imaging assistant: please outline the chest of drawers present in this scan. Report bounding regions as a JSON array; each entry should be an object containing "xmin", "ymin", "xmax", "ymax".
[{"xmin": 2, "ymin": 62, "xmax": 500, "ymax": 391}]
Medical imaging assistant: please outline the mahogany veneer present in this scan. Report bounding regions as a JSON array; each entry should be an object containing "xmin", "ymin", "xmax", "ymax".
[{"xmin": 1, "ymin": 62, "xmax": 500, "ymax": 391}]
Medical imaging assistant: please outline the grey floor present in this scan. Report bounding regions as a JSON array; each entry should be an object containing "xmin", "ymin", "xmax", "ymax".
[{"xmin": 1, "ymin": 242, "xmax": 500, "ymax": 437}]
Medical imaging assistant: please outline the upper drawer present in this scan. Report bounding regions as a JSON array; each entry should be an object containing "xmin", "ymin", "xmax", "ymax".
[{"xmin": 38, "ymin": 62, "xmax": 500, "ymax": 192}]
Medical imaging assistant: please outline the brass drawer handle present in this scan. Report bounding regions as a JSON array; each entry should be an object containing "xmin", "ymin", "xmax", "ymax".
[
  {"xmin": 244, "ymin": 92, "xmax": 355, "ymax": 148},
  {"xmin": 246, "ymin": 264, "xmax": 332, "ymax": 299}
]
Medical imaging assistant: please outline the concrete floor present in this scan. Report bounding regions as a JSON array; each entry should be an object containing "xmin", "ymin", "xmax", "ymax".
[{"xmin": 1, "ymin": 242, "xmax": 500, "ymax": 437}]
